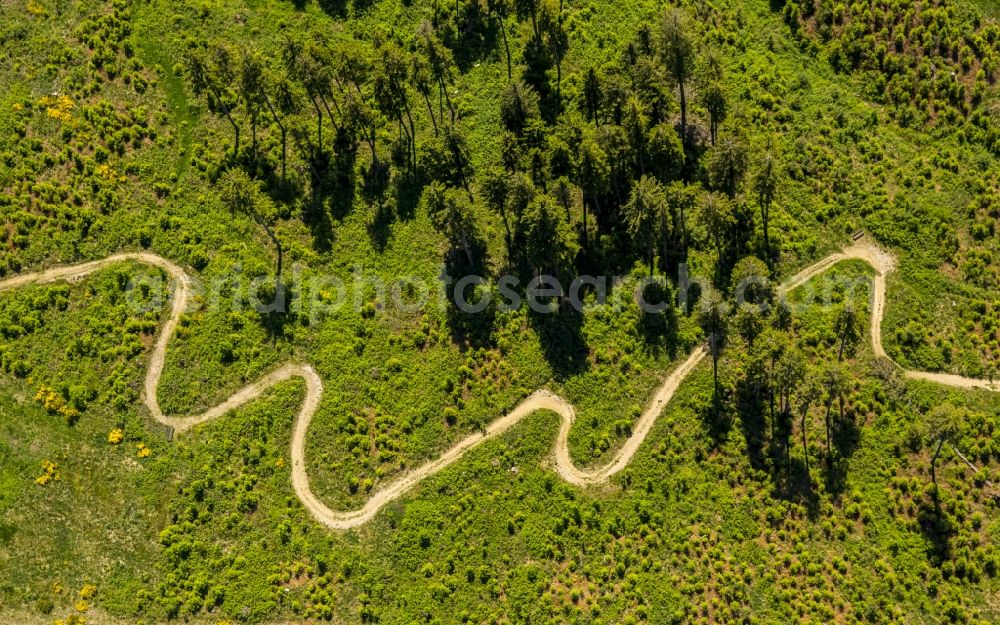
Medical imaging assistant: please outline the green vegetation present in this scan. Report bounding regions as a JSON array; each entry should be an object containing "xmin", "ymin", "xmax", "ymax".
[{"xmin": 1, "ymin": 0, "xmax": 999, "ymax": 623}]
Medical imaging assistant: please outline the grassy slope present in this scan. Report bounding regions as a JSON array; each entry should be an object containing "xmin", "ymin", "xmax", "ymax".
[{"xmin": 0, "ymin": 0, "xmax": 999, "ymax": 623}]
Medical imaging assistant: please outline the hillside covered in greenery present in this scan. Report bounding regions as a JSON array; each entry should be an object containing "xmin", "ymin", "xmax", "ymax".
[{"xmin": 1, "ymin": 0, "xmax": 1000, "ymax": 623}]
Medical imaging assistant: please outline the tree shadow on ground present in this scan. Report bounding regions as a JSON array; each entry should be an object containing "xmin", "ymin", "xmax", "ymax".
[
  {"xmin": 772, "ymin": 457, "xmax": 823, "ymax": 520},
  {"xmin": 735, "ymin": 385, "xmax": 769, "ymax": 471},
  {"xmin": 917, "ymin": 501, "xmax": 955, "ymax": 563},
  {"xmin": 392, "ymin": 168, "xmax": 425, "ymax": 222},
  {"xmin": 366, "ymin": 167, "xmax": 428, "ymax": 252},
  {"xmin": 366, "ymin": 200, "xmax": 395, "ymax": 253},
  {"xmin": 445, "ymin": 3, "xmax": 501, "ymax": 73},
  {"xmin": 766, "ymin": 408, "xmax": 795, "ymax": 486},
  {"xmin": 696, "ymin": 393, "xmax": 733, "ymax": 451},
  {"xmin": 529, "ymin": 301, "xmax": 589, "ymax": 380},
  {"xmin": 292, "ymin": 148, "xmax": 338, "ymax": 254},
  {"xmin": 253, "ymin": 278, "xmax": 296, "ymax": 345},
  {"xmin": 636, "ymin": 281, "xmax": 680, "ymax": 359},
  {"xmin": 360, "ymin": 160, "xmax": 390, "ymax": 211},
  {"xmin": 311, "ymin": 0, "xmax": 348, "ymax": 18},
  {"xmin": 329, "ymin": 132, "xmax": 359, "ymax": 221},
  {"xmin": 238, "ymin": 128, "xmax": 356, "ymax": 254},
  {"xmin": 304, "ymin": 195, "xmax": 335, "ymax": 254},
  {"xmin": 822, "ymin": 412, "xmax": 862, "ymax": 496},
  {"xmin": 443, "ymin": 240, "xmax": 493, "ymax": 350}
]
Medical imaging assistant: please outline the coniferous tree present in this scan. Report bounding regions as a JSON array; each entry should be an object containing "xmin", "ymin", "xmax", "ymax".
[
  {"xmin": 648, "ymin": 123, "xmax": 684, "ymax": 184},
  {"xmin": 698, "ymin": 191, "xmax": 735, "ymax": 273},
  {"xmin": 574, "ymin": 137, "xmax": 609, "ymax": 250},
  {"xmin": 665, "ymin": 181, "xmax": 695, "ymax": 260},
  {"xmin": 219, "ymin": 169, "xmax": 283, "ymax": 295},
  {"xmin": 183, "ymin": 45, "xmax": 242, "ymax": 155},
  {"xmin": 521, "ymin": 194, "xmax": 578, "ymax": 279},
  {"xmin": 624, "ymin": 176, "xmax": 668, "ymax": 276},
  {"xmin": 425, "ymin": 181, "xmax": 476, "ymax": 267},
  {"xmin": 753, "ymin": 147, "xmax": 779, "ymax": 259},
  {"xmin": 698, "ymin": 288, "xmax": 729, "ymax": 402},
  {"xmin": 707, "ymin": 134, "xmax": 749, "ymax": 198},
  {"xmin": 927, "ymin": 403, "xmax": 963, "ymax": 508},
  {"xmin": 699, "ymin": 51, "xmax": 727, "ymax": 146},
  {"xmin": 583, "ymin": 68, "xmax": 602, "ymax": 123},
  {"xmin": 660, "ymin": 10, "xmax": 695, "ymax": 146},
  {"xmin": 500, "ymin": 81, "xmax": 541, "ymax": 135}
]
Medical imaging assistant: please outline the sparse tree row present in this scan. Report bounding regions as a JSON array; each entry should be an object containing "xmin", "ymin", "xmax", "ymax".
[{"xmin": 181, "ymin": 22, "xmax": 467, "ymax": 202}]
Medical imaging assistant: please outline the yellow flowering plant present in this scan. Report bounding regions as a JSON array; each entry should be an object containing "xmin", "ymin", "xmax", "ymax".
[
  {"xmin": 35, "ymin": 460, "xmax": 59, "ymax": 486},
  {"xmin": 34, "ymin": 385, "xmax": 80, "ymax": 424}
]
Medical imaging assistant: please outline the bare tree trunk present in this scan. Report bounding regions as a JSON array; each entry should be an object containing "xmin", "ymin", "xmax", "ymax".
[
  {"xmin": 256, "ymin": 218, "xmax": 284, "ymax": 311},
  {"xmin": 680, "ymin": 203, "xmax": 688, "ymax": 258},
  {"xmin": 318, "ymin": 94, "xmax": 342, "ymax": 134},
  {"xmin": 931, "ymin": 439, "xmax": 944, "ymax": 486},
  {"xmin": 460, "ymin": 229, "xmax": 473, "ymax": 267},
  {"xmin": 499, "ymin": 208, "xmax": 513, "ymax": 265},
  {"xmin": 404, "ymin": 106, "xmax": 417, "ymax": 166},
  {"xmin": 801, "ymin": 411, "xmax": 809, "ymax": 476},
  {"xmin": 711, "ymin": 337, "xmax": 720, "ymax": 401},
  {"xmin": 824, "ymin": 398, "xmax": 833, "ymax": 466},
  {"xmin": 660, "ymin": 232, "xmax": 669, "ymax": 276},
  {"xmin": 679, "ymin": 77, "xmax": 687, "ymax": 144},
  {"xmin": 206, "ymin": 82, "xmax": 240, "ymax": 156},
  {"xmin": 262, "ymin": 93, "xmax": 287, "ymax": 183},
  {"xmin": 259, "ymin": 222, "xmax": 283, "ymax": 282},
  {"xmin": 311, "ymin": 96, "xmax": 323, "ymax": 152},
  {"xmin": 440, "ymin": 77, "xmax": 457, "ymax": 124},
  {"xmin": 769, "ymin": 386, "xmax": 776, "ymax": 445},
  {"xmin": 251, "ymin": 106, "xmax": 258, "ymax": 159},
  {"xmin": 288, "ymin": 128, "xmax": 323, "ymax": 209},
  {"xmin": 499, "ymin": 15, "xmax": 512, "ymax": 80},
  {"xmin": 556, "ymin": 57, "xmax": 562, "ymax": 109},
  {"xmin": 438, "ymin": 82, "xmax": 444, "ymax": 125},
  {"xmin": 931, "ymin": 437, "xmax": 945, "ymax": 516},
  {"xmin": 423, "ymin": 92, "xmax": 438, "ymax": 136}
]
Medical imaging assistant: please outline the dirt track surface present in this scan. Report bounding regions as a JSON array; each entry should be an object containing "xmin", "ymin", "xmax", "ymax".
[
  {"xmin": 0, "ymin": 240, "xmax": 995, "ymax": 530},
  {"xmin": 780, "ymin": 241, "xmax": 998, "ymax": 391}
]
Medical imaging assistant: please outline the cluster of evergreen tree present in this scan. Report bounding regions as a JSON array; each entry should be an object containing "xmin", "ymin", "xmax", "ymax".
[{"xmin": 183, "ymin": 2, "xmax": 785, "ymax": 312}]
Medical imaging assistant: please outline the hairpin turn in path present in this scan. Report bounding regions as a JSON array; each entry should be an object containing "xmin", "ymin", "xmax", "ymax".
[{"xmin": 1, "ymin": 240, "xmax": 997, "ymax": 530}]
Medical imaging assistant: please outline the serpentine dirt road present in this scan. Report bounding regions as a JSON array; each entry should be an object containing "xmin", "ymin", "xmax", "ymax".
[{"xmin": 1, "ymin": 240, "xmax": 996, "ymax": 530}]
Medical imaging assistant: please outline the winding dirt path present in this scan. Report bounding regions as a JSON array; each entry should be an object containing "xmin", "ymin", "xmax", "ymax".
[
  {"xmin": 780, "ymin": 241, "xmax": 999, "ymax": 392},
  {"xmin": 0, "ymin": 240, "xmax": 996, "ymax": 530}
]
